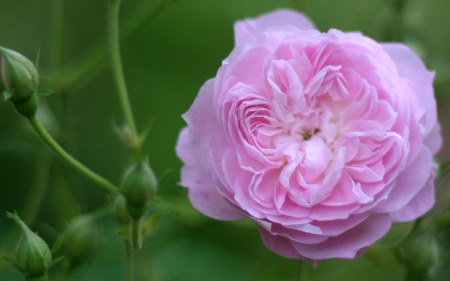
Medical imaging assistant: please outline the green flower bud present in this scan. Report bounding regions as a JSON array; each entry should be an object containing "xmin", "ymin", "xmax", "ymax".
[
  {"xmin": 121, "ymin": 161, "xmax": 157, "ymax": 219},
  {"xmin": 64, "ymin": 214, "xmax": 103, "ymax": 268},
  {"xmin": 0, "ymin": 46, "xmax": 39, "ymax": 102},
  {"xmin": 7, "ymin": 212, "xmax": 51, "ymax": 277},
  {"xmin": 113, "ymin": 195, "xmax": 129, "ymax": 224}
]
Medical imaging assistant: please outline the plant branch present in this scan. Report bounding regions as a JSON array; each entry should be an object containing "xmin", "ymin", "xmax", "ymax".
[
  {"xmin": 28, "ymin": 115, "xmax": 119, "ymax": 194},
  {"xmin": 109, "ymin": 0, "xmax": 138, "ymax": 143}
]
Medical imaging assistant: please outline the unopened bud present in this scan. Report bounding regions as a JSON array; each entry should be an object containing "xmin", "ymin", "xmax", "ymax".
[
  {"xmin": 64, "ymin": 214, "xmax": 103, "ymax": 268},
  {"xmin": 0, "ymin": 46, "xmax": 39, "ymax": 102},
  {"xmin": 121, "ymin": 161, "xmax": 157, "ymax": 219},
  {"xmin": 7, "ymin": 211, "xmax": 51, "ymax": 278}
]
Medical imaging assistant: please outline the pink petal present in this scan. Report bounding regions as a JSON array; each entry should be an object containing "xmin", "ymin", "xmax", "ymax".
[
  {"xmin": 381, "ymin": 43, "xmax": 437, "ymax": 137},
  {"xmin": 374, "ymin": 145, "xmax": 432, "ymax": 213},
  {"xmin": 258, "ymin": 227, "xmax": 320, "ymax": 266},
  {"xmin": 234, "ymin": 9, "xmax": 316, "ymax": 46},
  {"xmin": 390, "ymin": 176, "xmax": 435, "ymax": 222},
  {"xmin": 188, "ymin": 184, "xmax": 246, "ymax": 221},
  {"xmin": 182, "ymin": 79, "xmax": 219, "ymax": 170},
  {"xmin": 292, "ymin": 213, "xmax": 391, "ymax": 259},
  {"xmin": 423, "ymin": 123, "xmax": 442, "ymax": 155},
  {"xmin": 175, "ymin": 128, "xmax": 245, "ymax": 221}
]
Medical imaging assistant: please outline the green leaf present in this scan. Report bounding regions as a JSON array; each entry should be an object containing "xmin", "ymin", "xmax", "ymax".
[
  {"xmin": 136, "ymin": 120, "xmax": 153, "ymax": 148},
  {"xmin": 116, "ymin": 224, "xmax": 131, "ymax": 239},
  {"xmin": 0, "ymin": 253, "xmax": 13, "ymax": 262},
  {"xmin": 51, "ymin": 233, "xmax": 66, "ymax": 254},
  {"xmin": 37, "ymin": 88, "xmax": 55, "ymax": 96},
  {"xmin": 141, "ymin": 213, "xmax": 164, "ymax": 236},
  {"xmin": 49, "ymin": 256, "xmax": 65, "ymax": 267},
  {"xmin": 2, "ymin": 91, "xmax": 12, "ymax": 101}
]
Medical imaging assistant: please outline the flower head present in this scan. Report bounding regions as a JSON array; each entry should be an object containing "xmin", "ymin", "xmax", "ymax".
[
  {"xmin": 176, "ymin": 9, "xmax": 441, "ymax": 263},
  {"xmin": 0, "ymin": 46, "xmax": 39, "ymax": 102}
]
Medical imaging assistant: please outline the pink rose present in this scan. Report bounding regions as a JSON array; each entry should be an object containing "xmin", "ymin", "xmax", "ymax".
[{"xmin": 175, "ymin": 9, "xmax": 441, "ymax": 264}]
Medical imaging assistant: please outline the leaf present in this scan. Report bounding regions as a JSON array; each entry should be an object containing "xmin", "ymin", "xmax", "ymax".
[
  {"xmin": 141, "ymin": 213, "xmax": 164, "ymax": 236},
  {"xmin": 49, "ymin": 256, "xmax": 65, "ymax": 267},
  {"xmin": 116, "ymin": 224, "xmax": 131, "ymax": 239},
  {"xmin": 2, "ymin": 91, "xmax": 12, "ymax": 101},
  {"xmin": 51, "ymin": 233, "xmax": 66, "ymax": 254},
  {"xmin": 37, "ymin": 88, "xmax": 55, "ymax": 96},
  {"xmin": 135, "ymin": 120, "xmax": 154, "ymax": 148},
  {"xmin": 0, "ymin": 253, "xmax": 13, "ymax": 262}
]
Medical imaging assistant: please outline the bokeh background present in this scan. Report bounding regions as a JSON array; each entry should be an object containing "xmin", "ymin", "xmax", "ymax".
[{"xmin": 1, "ymin": 0, "xmax": 450, "ymax": 280}]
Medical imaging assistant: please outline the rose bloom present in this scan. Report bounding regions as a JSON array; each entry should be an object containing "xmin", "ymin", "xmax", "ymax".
[{"xmin": 175, "ymin": 9, "xmax": 441, "ymax": 264}]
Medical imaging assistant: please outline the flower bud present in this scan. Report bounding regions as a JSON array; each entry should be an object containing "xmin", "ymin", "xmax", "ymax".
[
  {"xmin": 7, "ymin": 211, "xmax": 51, "ymax": 277},
  {"xmin": 0, "ymin": 46, "xmax": 39, "ymax": 102},
  {"xmin": 64, "ymin": 214, "xmax": 103, "ymax": 268},
  {"xmin": 121, "ymin": 161, "xmax": 157, "ymax": 219}
]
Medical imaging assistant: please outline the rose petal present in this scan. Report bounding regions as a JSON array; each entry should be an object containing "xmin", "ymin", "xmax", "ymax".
[
  {"xmin": 183, "ymin": 79, "xmax": 219, "ymax": 170},
  {"xmin": 382, "ymin": 43, "xmax": 437, "ymax": 136},
  {"xmin": 176, "ymin": 128, "xmax": 245, "ymax": 221},
  {"xmin": 292, "ymin": 213, "xmax": 391, "ymax": 259},
  {"xmin": 390, "ymin": 175, "xmax": 435, "ymax": 222},
  {"xmin": 234, "ymin": 9, "xmax": 316, "ymax": 46},
  {"xmin": 374, "ymin": 145, "xmax": 432, "ymax": 212},
  {"xmin": 259, "ymin": 227, "xmax": 320, "ymax": 266}
]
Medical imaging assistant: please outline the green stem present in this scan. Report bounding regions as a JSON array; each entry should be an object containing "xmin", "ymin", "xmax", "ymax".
[
  {"xmin": 42, "ymin": 0, "xmax": 176, "ymax": 91},
  {"xmin": 28, "ymin": 115, "xmax": 119, "ymax": 194},
  {"xmin": 131, "ymin": 218, "xmax": 142, "ymax": 250},
  {"xmin": 109, "ymin": 0, "xmax": 139, "ymax": 148},
  {"xmin": 125, "ymin": 240, "xmax": 134, "ymax": 281}
]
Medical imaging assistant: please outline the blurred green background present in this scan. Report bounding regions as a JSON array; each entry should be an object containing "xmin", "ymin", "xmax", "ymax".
[{"xmin": 1, "ymin": 0, "xmax": 450, "ymax": 280}]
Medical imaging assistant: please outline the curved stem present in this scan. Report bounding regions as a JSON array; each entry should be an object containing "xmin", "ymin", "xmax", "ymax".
[
  {"xmin": 28, "ymin": 115, "xmax": 119, "ymax": 194},
  {"xmin": 125, "ymin": 240, "xmax": 134, "ymax": 281},
  {"xmin": 109, "ymin": 0, "xmax": 139, "ymax": 149}
]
